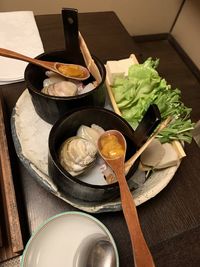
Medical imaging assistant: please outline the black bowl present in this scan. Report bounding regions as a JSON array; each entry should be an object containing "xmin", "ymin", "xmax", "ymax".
[
  {"xmin": 48, "ymin": 107, "xmax": 139, "ymax": 203},
  {"xmin": 25, "ymin": 50, "xmax": 106, "ymax": 124}
]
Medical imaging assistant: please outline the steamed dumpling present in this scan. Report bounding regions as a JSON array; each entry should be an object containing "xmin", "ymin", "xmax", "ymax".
[{"xmin": 77, "ymin": 124, "xmax": 105, "ymax": 145}]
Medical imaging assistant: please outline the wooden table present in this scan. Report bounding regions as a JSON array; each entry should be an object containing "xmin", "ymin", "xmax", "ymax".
[{"xmin": 1, "ymin": 12, "xmax": 200, "ymax": 267}]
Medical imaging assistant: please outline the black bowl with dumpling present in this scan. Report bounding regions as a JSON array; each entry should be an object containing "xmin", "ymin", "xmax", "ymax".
[
  {"xmin": 48, "ymin": 105, "xmax": 161, "ymax": 203},
  {"xmin": 24, "ymin": 50, "xmax": 106, "ymax": 124}
]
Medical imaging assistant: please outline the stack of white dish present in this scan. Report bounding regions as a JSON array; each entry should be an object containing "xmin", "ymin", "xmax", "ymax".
[{"xmin": 0, "ymin": 11, "xmax": 44, "ymax": 85}]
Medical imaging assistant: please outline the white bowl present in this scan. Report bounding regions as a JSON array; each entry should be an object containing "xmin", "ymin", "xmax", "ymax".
[{"xmin": 20, "ymin": 211, "xmax": 119, "ymax": 267}]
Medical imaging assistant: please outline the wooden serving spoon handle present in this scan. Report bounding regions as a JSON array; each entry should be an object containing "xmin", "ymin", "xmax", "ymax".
[
  {"xmin": 112, "ymin": 162, "xmax": 155, "ymax": 267},
  {"xmin": 98, "ymin": 130, "xmax": 158, "ymax": 266},
  {"xmin": 0, "ymin": 47, "xmax": 90, "ymax": 80},
  {"xmin": 0, "ymin": 47, "xmax": 54, "ymax": 69}
]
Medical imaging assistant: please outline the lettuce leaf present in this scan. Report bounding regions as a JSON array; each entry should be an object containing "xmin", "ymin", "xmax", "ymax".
[{"xmin": 112, "ymin": 58, "xmax": 194, "ymax": 143}]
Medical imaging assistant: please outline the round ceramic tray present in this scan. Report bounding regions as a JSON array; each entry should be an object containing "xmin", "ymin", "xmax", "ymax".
[{"xmin": 11, "ymin": 90, "xmax": 180, "ymax": 213}]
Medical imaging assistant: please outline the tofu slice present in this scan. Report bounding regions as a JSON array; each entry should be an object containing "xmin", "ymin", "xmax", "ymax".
[
  {"xmin": 106, "ymin": 60, "xmax": 125, "ymax": 85},
  {"xmin": 106, "ymin": 57, "xmax": 134, "ymax": 85},
  {"xmin": 118, "ymin": 58, "xmax": 134, "ymax": 76}
]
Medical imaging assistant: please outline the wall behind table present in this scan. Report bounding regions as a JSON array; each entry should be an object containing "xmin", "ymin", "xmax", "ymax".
[
  {"xmin": 171, "ymin": 0, "xmax": 200, "ymax": 70},
  {"xmin": 0, "ymin": 0, "xmax": 182, "ymax": 35}
]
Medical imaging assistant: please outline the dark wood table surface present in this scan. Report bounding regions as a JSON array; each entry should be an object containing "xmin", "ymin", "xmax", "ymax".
[{"xmin": 1, "ymin": 11, "xmax": 200, "ymax": 267}]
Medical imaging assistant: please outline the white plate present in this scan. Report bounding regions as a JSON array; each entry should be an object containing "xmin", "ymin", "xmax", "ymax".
[
  {"xmin": 0, "ymin": 11, "xmax": 44, "ymax": 82},
  {"xmin": 21, "ymin": 212, "xmax": 119, "ymax": 267},
  {"xmin": 11, "ymin": 90, "xmax": 181, "ymax": 213}
]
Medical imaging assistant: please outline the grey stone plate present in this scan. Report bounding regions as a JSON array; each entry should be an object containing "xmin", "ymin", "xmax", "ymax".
[{"xmin": 11, "ymin": 90, "xmax": 180, "ymax": 213}]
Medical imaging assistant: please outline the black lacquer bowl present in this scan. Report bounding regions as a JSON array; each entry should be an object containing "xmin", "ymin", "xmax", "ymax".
[
  {"xmin": 25, "ymin": 50, "xmax": 106, "ymax": 124},
  {"xmin": 48, "ymin": 105, "xmax": 161, "ymax": 203}
]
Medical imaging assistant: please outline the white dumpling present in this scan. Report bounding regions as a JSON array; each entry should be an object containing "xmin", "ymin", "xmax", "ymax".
[
  {"xmin": 91, "ymin": 124, "xmax": 105, "ymax": 135},
  {"xmin": 53, "ymin": 81, "xmax": 77, "ymax": 96},
  {"xmin": 77, "ymin": 125, "xmax": 102, "ymax": 146},
  {"xmin": 43, "ymin": 72, "xmax": 66, "ymax": 87}
]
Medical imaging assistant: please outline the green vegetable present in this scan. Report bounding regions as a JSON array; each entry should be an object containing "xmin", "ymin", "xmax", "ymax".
[{"xmin": 112, "ymin": 58, "xmax": 194, "ymax": 143}]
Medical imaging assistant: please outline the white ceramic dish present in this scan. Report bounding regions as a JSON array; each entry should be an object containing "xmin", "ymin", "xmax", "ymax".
[
  {"xmin": 20, "ymin": 211, "xmax": 119, "ymax": 267},
  {"xmin": 11, "ymin": 89, "xmax": 181, "ymax": 212}
]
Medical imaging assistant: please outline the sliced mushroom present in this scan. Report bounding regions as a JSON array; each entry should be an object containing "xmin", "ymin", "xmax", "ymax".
[
  {"xmin": 140, "ymin": 139, "xmax": 165, "ymax": 167},
  {"xmin": 155, "ymin": 143, "xmax": 179, "ymax": 169}
]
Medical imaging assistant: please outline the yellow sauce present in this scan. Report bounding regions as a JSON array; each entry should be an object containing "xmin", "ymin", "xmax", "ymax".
[
  {"xmin": 58, "ymin": 65, "xmax": 85, "ymax": 78},
  {"xmin": 100, "ymin": 134, "xmax": 124, "ymax": 159}
]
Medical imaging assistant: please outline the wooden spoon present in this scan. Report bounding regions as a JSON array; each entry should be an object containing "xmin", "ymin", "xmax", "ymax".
[
  {"xmin": 0, "ymin": 47, "xmax": 90, "ymax": 81},
  {"xmin": 98, "ymin": 129, "xmax": 155, "ymax": 267}
]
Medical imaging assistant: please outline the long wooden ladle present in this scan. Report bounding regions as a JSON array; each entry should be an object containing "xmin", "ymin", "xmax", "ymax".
[
  {"xmin": 0, "ymin": 47, "xmax": 90, "ymax": 80},
  {"xmin": 98, "ymin": 117, "xmax": 171, "ymax": 266},
  {"xmin": 98, "ymin": 129, "xmax": 156, "ymax": 267}
]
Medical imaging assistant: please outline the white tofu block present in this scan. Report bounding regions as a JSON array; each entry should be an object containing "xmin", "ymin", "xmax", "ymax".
[
  {"xmin": 118, "ymin": 58, "xmax": 134, "ymax": 76},
  {"xmin": 106, "ymin": 56, "xmax": 135, "ymax": 85},
  {"xmin": 106, "ymin": 60, "xmax": 125, "ymax": 85}
]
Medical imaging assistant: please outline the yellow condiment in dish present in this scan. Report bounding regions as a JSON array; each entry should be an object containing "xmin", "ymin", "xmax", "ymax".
[
  {"xmin": 100, "ymin": 134, "xmax": 124, "ymax": 159},
  {"xmin": 57, "ymin": 64, "xmax": 85, "ymax": 78}
]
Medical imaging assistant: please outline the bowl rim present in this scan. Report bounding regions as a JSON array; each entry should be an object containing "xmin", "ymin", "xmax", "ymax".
[
  {"xmin": 24, "ymin": 50, "xmax": 106, "ymax": 101},
  {"xmin": 48, "ymin": 106, "xmax": 137, "ymax": 189}
]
